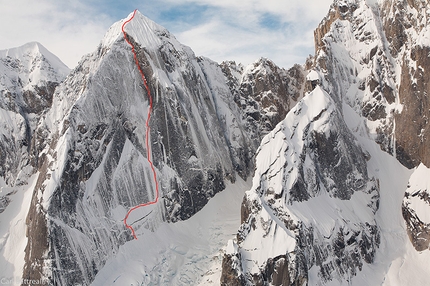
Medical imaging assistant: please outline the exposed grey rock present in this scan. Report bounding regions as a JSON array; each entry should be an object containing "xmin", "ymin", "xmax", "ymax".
[
  {"xmin": 18, "ymin": 12, "xmax": 303, "ymax": 285},
  {"xmin": 0, "ymin": 42, "xmax": 69, "ymax": 187},
  {"xmin": 221, "ymin": 87, "xmax": 380, "ymax": 285},
  {"xmin": 402, "ymin": 164, "xmax": 430, "ymax": 251}
]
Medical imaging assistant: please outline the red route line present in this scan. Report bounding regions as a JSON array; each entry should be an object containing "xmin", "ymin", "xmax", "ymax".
[{"xmin": 122, "ymin": 9, "xmax": 160, "ymax": 240}]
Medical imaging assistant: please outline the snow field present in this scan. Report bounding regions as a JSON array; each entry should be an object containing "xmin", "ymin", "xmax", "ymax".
[{"xmin": 91, "ymin": 178, "xmax": 250, "ymax": 286}]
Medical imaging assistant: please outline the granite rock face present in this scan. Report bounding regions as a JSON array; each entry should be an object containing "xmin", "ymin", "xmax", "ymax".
[
  {"xmin": 221, "ymin": 86, "xmax": 380, "ymax": 285},
  {"xmin": 313, "ymin": 0, "xmax": 430, "ymax": 169},
  {"xmin": 2, "ymin": 1, "xmax": 430, "ymax": 284},
  {"xmin": 4, "ymin": 12, "xmax": 303, "ymax": 285},
  {"xmin": 402, "ymin": 164, "xmax": 430, "ymax": 252},
  {"xmin": 222, "ymin": 0, "xmax": 430, "ymax": 284}
]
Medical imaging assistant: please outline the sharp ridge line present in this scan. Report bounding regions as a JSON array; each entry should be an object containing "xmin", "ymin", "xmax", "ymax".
[{"xmin": 122, "ymin": 9, "xmax": 160, "ymax": 240}]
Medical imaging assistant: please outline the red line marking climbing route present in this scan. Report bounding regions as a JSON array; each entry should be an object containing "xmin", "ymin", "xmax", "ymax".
[{"xmin": 122, "ymin": 9, "xmax": 160, "ymax": 240}]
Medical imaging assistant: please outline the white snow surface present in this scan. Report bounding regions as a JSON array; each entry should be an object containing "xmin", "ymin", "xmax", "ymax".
[
  {"xmin": 306, "ymin": 70, "xmax": 320, "ymax": 81},
  {"xmin": 91, "ymin": 178, "xmax": 250, "ymax": 286},
  {"xmin": 0, "ymin": 173, "xmax": 38, "ymax": 283},
  {"xmin": 404, "ymin": 164, "xmax": 430, "ymax": 224},
  {"xmin": 0, "ymin": 42, "xmax": 70, "ymax": 92},
  {"xmin": 342, "ymin": 102, "xmax": 415, "ymax": 286}
]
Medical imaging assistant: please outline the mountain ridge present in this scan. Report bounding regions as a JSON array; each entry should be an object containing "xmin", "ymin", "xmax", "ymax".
[
  {"xmin": 221, "ymin": 0, "xmax": 430, "ymax": 284},
  {"xmin": 1, "ymin": 2, "xmax": 429, "ymax": 285},
  {"xmin": 0, "ymin": 10, "xmax": 302, "ymax": 285}
]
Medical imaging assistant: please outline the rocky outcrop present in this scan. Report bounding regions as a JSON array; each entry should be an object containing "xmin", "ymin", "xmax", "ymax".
[
  {"xmin": 221, "ymin": 87, "xmax": 380, "ymax": 285},
  {"xmin": 314, "ymin": 0, "xmax": 358, "ymax": 54},
  {"xmin": 402, "ymin": 164, "xmax": 430, "ymax": 251},
  {"xmin": 312, "ymin": 0, "xmax": 430, "ymax": 169},
  {"xmin": 395, "ymin": 44, "xmax": 430, "ymax": 168},
  {"xmin": 220, "ymin": 59, "xmax": 305, "ymax": 150},
  {"xmin": 378, "ymin": 0, "xmax": 430, "ymax": 168},
  {"xmin": 312, "ymin": 0, "xmax": 399, "ymax": 159}
]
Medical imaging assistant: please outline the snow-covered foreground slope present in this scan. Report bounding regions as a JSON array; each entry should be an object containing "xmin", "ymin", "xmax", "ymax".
[
  {"xmin": 0, "ymin": 174, "xmax": 38, "ymax": 284},
  {"xmin": 91, "ymin": 178, "xmax": 250, "ymax": 286}
]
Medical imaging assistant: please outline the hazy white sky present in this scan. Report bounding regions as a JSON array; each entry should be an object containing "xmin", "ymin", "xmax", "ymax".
[{"xmin": 0, "ymin": 0, "xmax": 333, "ymax": 69}]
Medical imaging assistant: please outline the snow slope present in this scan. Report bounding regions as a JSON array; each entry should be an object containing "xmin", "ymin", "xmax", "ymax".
[
  {"xmin": 91, "ymin": 178, "xmax": 250, "ymax": 286},
  {"xmin": 0, "ymin": 173, "xmax": 38, "ymax": 284}
]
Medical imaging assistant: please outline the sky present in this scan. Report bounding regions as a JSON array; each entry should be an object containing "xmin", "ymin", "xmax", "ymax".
[{"xmin": 0, "ymin": 0, "xmax": 333, "ymax": 69}]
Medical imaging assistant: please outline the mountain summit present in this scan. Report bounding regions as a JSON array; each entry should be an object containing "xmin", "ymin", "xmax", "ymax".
[
  {"xmin": 1, "ymin": 2, "xmax": 430, "ymax": 285},
  {"xmin": 0, "ymin": 10, "xmax": 302, "ymax": 285}
]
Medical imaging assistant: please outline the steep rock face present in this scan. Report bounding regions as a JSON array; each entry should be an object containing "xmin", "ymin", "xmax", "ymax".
[
  {"xmin": 221, "ymin": 86, "xmax": 380, "ymax": 285},
  {"xmin": 222, "ymin": 0, "xmax": 430, "ymax": 284},
  {"xmin": 310, "ymin": 0, "xmax": 430, "ymax": 261},
  {"xmin": 313, "ymin": 0, "xmax": 399, "ymax": 158},
  {"xmin": 221, "ymin": 59, "xmax": 305, "ymax": 146},
  {"xmin": 313, "ymin": 0, "xmax": 430, "ymax": 169},
  {"xmin": 402, "ymin": 164, "xmax": 430, "ymax": 251},
  {"xmin": 381, "ymin": 0, "xmax": 430, "ymax": 168},
  {"xmin": 21, "ymin": 12, "xmax": 303, "ymax": 285},
  {"xmin": 0, "ymin": 42, "xmax": 69, "ymax": 185}
]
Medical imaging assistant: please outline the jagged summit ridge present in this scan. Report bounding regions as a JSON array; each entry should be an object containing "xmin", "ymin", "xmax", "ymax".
[
  {"xmin": 0, "ymin": 41, "xmax": 70, "ymax": 92},
  {"xmin": 101, "ymin": 10, "xmax": 188, "ymax": 57}
]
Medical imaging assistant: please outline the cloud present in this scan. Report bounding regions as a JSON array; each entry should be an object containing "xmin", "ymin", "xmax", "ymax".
[
  {"xmin": 176, "ymin": 18, "xmax": 311, "ymax": 68},
  {"xmin": 0, "ymin": 0, "xmax": 113, "ymax": 68},
  {"xmin": 157, "ymin": 0, "xmax": 333, "ymax": 25},
  {"xmin": 156, "ymin": 0, "xmax": 333, "ymax": 68},
  {"xmin": 0, "ymin": 0, "xmax": 334, "ymax": 69}
]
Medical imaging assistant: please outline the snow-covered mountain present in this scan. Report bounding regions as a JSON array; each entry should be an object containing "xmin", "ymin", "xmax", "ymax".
[
  {"xmin": 221, "ymin": 0, "xmax": 430, "ymax": 285},
  {"xmin": 0, "ymin": 41, "xmax": 70, "ymax": 284},
  {"xmin": 0, "ymin": 11, "xmax": 302, "ymax": 285},
  {"xmin": 1, "ymin": 0, "xmax": 430, "ymax": 284},
  {"xmin": 0, "ymin": 41, "xmax": 69, "ymax": 184}
]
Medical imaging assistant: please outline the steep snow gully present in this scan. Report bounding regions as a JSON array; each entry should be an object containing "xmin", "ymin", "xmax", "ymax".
[{"xmin": 122, "ymin": 9, "xmax": 160, "ymax": 240}]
